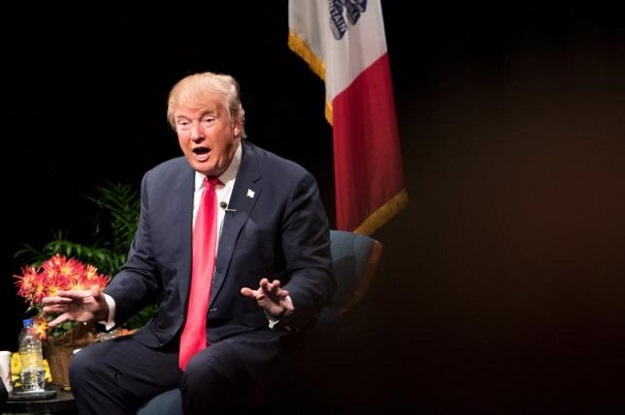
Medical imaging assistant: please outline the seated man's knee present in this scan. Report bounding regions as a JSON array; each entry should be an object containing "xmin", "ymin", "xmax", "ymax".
[
  {"xmin": 181, "ymin": 352, "xmax": 250, "ymax": 409},
  {"xmin": 69, "ymin": 344, "xmax": 105, "ymax": 381}
]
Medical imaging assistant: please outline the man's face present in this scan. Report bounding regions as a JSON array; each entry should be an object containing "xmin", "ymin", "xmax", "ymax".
[{"xmin": 174, "ymin": 96, "xmax": 241, "ymax": 177}]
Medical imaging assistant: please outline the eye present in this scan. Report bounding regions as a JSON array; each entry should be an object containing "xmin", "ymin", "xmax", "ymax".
[{"xmin": 176, "ymin": 119, "xmax": 191, "ymax": 131}]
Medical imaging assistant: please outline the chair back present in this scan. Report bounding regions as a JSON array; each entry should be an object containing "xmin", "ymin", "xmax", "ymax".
[{"xmin": 328, "ymin": 229, "xmax": 383, "ymax": 314}]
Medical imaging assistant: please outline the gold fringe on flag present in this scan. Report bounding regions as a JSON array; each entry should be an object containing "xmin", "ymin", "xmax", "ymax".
[{"xmin": 354, "ymin": 189, "xmax": 409, "ymax": 236}]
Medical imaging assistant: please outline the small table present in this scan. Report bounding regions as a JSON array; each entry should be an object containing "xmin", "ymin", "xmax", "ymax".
[{"xmin": 4, "ymin": 385, "xmax": 76, "ymax": 414}]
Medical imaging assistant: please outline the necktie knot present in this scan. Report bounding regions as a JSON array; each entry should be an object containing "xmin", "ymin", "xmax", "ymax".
[{"xmin": 205, "ymin": 176, "xmax": 221, "ymax": 189}]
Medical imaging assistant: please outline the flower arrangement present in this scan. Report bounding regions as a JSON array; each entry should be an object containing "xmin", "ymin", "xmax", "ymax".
[{"xmin": 14, "ymin": 253, "xmax": 110, "ymax": 340}]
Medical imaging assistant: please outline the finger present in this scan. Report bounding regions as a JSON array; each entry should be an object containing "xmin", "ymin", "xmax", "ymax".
[
  {"xmin": 90, "ymin": 284, "xmax": 102, "ymax": 298},
  {"xmin": 40, "ymin": 296, "xmax": 72, "ymax": 306},
  {"xmin": 259, "ymin": 279, "xmax": 270, "ymax": 292},
  {"xmin": 47, "ymin": 314, "xmax": 69, "ymax": 328},
  {"xmin": 268, "ymin": 282, "xmax": 287, "ymax": 300},
  {"xmin": 264, "ymin": 280, "xmax": 282, "ymax": 294},
  {"xmin": 54, "ymin": 290, "xmax": 89, "ymax": 300},
  {"xmin": 241, "ymin": 287, "xmax": 265, "ymax": 301},
  {"xmin": 42, "ymin": 304, "xmax": 68, "ymax": 314}
]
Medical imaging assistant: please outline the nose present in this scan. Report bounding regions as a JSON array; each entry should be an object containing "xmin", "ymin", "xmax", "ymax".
[{"xmin": 189, "ymin": 122, "xmax": 204, "ymax": 140}]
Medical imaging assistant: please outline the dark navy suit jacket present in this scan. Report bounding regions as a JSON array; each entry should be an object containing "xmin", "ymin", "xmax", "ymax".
[{"xmin": 104, "ymin": 141, "xmax": 334, "ymax": 371}]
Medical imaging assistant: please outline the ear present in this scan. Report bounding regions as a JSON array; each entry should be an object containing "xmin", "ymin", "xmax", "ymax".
[{"xmin": 233, "ymin": 120, "xmax": 243, "ymax": 138}]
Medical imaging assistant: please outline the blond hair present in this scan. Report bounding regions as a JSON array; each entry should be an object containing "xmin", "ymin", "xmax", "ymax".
[{"xmin": 166, "ymin": 72, "xmax": 246, "ymax": 138}]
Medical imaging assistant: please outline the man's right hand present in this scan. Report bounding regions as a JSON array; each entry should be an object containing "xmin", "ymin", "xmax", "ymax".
[{"xmin": 41, "ymin": 285, "xmax": 109, "ymax": 327}]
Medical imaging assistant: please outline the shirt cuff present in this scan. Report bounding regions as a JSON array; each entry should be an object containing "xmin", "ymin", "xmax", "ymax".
[
  {"xmin": 100, "ymin": 293, "xmax": 117, "ymax": 331},
  {"xmin": 266, "ymin": 295, "xmax": 293, "ymax": 329}
]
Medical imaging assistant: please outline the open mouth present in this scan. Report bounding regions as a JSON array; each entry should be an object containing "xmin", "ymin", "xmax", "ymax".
[{"xmin": 193, "ymin": 147, "xmax": 210, "ymax": 155}]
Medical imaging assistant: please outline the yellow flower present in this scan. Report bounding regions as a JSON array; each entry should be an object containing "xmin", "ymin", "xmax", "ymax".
[
  {"xmin": 43, "ymin": 359, "xmax": 52, "ymax": 383},
  {"xmin": 10, "ymin": 352, "xmax": 20, "ymax": 377}
]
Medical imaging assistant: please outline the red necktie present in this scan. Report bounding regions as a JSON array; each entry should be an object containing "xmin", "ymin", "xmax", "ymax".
[{"xmin": 179, "ymin": 176, "xmax": 220, "ymax": 370}]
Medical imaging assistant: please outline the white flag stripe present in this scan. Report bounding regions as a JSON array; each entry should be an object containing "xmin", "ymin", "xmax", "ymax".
[
  {"xmin": 288, "ymin": 1, "xmax": 388, "ymax": 102},
  {"xmin": 324, "ymin": 0, "xmax": 388, "ymax": 99}
]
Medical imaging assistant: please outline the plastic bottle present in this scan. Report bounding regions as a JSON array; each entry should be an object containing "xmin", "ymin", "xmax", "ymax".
[{"xmin": 18, "ymin": 318, "xmax": 45, "ymax": 392}]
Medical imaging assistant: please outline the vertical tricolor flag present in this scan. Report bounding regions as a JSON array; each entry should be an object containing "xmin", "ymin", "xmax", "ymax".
[{"xmin": 288, "ymin": 0, "xmax": 408, "ymax": 235}]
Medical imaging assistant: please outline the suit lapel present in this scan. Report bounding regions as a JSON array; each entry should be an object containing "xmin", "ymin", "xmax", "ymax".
[
  {"xmin": 211, "ymin": 143, "xmax": 262, "ymax": 304},
  {"xmin": 177, "ymin": 167, "xmax": 197, "ymax": 310}
]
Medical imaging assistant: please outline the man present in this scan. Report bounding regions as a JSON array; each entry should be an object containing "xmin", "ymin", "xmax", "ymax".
[{"xmin": 42, "ymin": 71, "xmax": 335, "ymax": 414}]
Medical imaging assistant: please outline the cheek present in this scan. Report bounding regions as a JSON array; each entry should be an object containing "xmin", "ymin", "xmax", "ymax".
[{"xmin": 178, "ymin": 134, "xmax": 190, "ymax": 147}]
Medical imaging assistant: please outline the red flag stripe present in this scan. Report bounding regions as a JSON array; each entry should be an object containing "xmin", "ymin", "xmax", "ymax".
[{"xmin": 332, "ymin": 53, "xmax": 407, "ymax": 234}]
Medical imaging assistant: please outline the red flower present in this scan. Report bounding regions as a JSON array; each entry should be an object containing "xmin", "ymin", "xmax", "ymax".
[{"xmin": 14, "ymin": 254, "xmax": 110, "ymax": 339}]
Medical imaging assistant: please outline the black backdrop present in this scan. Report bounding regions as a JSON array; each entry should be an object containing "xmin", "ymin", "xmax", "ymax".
[{"xmin": 2, "ymin": 1, "xmax": 625, "ymax": 413}]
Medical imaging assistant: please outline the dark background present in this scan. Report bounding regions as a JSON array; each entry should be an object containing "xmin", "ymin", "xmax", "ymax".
[{"xmin": 2, "ymin": 1, "xmax": 625, "ymax": 413}]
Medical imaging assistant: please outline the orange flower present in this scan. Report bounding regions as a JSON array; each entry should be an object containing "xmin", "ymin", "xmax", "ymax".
[
  {"xmin": 14, "ymin": 254, "xmax": 110, "ymax": 339},
  {"xmin": 32, "ymin": 315, "xmax": 50, "ymax": 341}
]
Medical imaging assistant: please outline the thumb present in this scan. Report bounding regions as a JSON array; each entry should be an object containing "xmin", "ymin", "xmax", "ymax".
[{"xmin": 90, "ymin": 284, "xmax": 101, "ymax": 297}]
